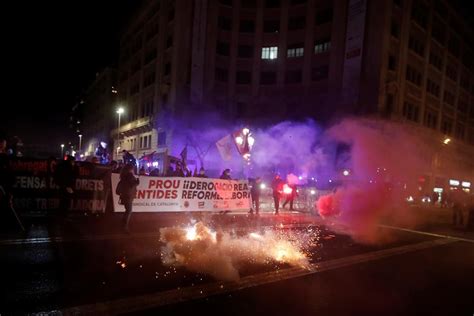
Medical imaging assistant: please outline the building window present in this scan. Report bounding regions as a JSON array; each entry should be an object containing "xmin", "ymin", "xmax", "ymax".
[
  {"xmin": 130, "ymin": 83, "xmax": 140, "ymax": 95},
  {"xmin": 261, "ymin": 46, "xmax": 278, "ymax": 59},
  {"xmin": 315, "ymin": 8, "xmax": 333, "ymax": 25},
  {"xmin": 455, "ymin": 124, "xmax": 465, "ymax": 139},
  {"xmin": 426, "ymin": 79, "xmax": 440, "ymax": 98},
  {"xmin": 260, "ymin": 71, "xmax": 277, "ymax": 85},
  {"xmin": 429, "ymin": 51, "xmax": 443, "ymax": 71},
  {"xmin": 164, "ymin": 63, "xmax": 171, "ymax": 76},
  {"xmin": 264, "ymin": 20, "xmax": 280, "ymax": 33},
  {"xmin": 265, "ymin": 0, "xmax": 280, "ymax": 8},
  {"xmin": 215, "ymin": 67, "xmax": 229, "ymax": 82},
  {"xmin": 443, "ymin": 91, "xmax": 455, "ymax": 106},
  {"xmin": 388, "ymin": 55, "xmax": 397, "ymax": 71},
  {"xmin": 445, "ymin": 64, "xmax": 458, "ymax": 82},
  {"xmin": 141, "ymin": 100, "xmax": 153, "ymax": 117},
  {"xmin": 219, "ymin": 0, "xmax": 232, "ymax": 6},
  {"xmin": 238, "ymin": 45, "xmax": 254, "ymax": 58},
  {"xmin": 458, "ymin": 99, "xmax": 468, "ymax": 114},
  {"xmin": 288, "ymin": 16, "xmax": 305, "ymax": 30},
  {"xmin": 166, "ymin": 36, "xmax": 173, "ymax": 48},
  {"xmin": 408, "ymin": 36, "xmax": 425, "ymax": 57},
  {"xmin": 168, "ymin": 8, "xmax": 175, "ymax": 22},
  {"xmin": 216, "ymin": 41, "xmax": 230, "ymax": 56},
  {"xmin": 143, "ymin": 71, "xmax": 155, "ymax": 87},
  {"xmin": 406, "ymin": 65, "xmax": 422, "ymax": 86},
  {"xmin": 385, "ymin": 94, "xmax": 394, "ymax": 117},
  {"xmin": 391, "ymin": 20, "xmax": 400, "ymax": 38},
  {"xmin": 424, "ymin": 110, "xmax": 438, "ymax": 129},
  {"xmin": 448, "ymin": 37, "xmax": 460, "ymax": 57},
  {"xmin": 239, "ymin": 19, "xmax": 255, "ymax": 33},
  {"xmin": 431, "ymin": 18, "xmax": 446, "ymax": 44},
  {"xmin": 402, "ymin": 101, "xmax": 419, "ymax": 122},
  {"xmin": 236, "ymin": 71, "xmax": 251, "ymax": 84},
  {"xmin": 285, "ymin": 69, "xmax": 302, "ymax": 83},
  {"xmin": 311, "ymin": 65, "xmax": 329, "ymax": 81},
  {"xmin": 146, "ymin": 21, "xmax": 159, "ymax": 41},
  {"xmin": 314, "ymin": 39, "xmax": 331, "ymax": 54},
  {"xmin": 131, "ymin": 59, "xmax": 141, "ymax": 75},
  {"xmin": 218, "ymin": 16, "xmax": 232, "ymax": 31},
  {"xmin": 460, "ymin": 74, "xmax": 470, "ymax": 91},
  {"xmin": 158, "ymin": 132, "xmax": 166, "ymax": 146},
  {"xmin": 411, "ymin": 2, "xmax": 428, "ymax": 29},
  {"xmin": 144, "ymin": 48, "xmax": 157, "ymax": 64},
  {"xmin": 287, "ymin": 44, "xmax": 304, "ymax": 58},
  {"xmin": 441, "ymin": 117, "xmax": 453, "ymax": 135}
]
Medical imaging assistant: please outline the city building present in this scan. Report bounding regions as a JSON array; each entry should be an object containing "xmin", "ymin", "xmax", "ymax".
[
  {"xmin": 114, "ymin": 0, "xmax": 473, "ymax": 189},
  {"xmin": 78, "ymin": 68, "xmax": 118, "ymax": 158}
]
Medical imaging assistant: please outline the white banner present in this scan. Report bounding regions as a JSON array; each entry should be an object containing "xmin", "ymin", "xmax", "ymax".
[{"xmin": 111, "ymin": 174, "xmax": 251, "ymax": 212}]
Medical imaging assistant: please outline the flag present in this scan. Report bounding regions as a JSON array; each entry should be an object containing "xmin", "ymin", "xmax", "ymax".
[
  {"xmin": 180, "ymin": 146, "xmax": 188, "ymax": 166},
  {"xmin": 216, "ymin": 135, "xmax": 234, "ymax": 161},
  {"xmin": 232, "ymin": 129, "xmax": 250, "ymax": 156}
]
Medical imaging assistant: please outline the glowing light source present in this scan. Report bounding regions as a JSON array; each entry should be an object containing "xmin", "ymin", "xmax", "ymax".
[
  {"xmin": 449, "ymin": 179, "xmax": 460, "ymax": 186},
  {"xmin": 406, "ymin": 196, "xmax": 414, "ymax": 202},
  {"xmin": 242, "ymin": 128, "xmax": 250, "ymax": 135},
  {"xmin": 186, "ymin": 226, "xmax": 197, "ymax": 240},
  {"xmin": 260, "ymin": 183, "xmax": 266, "ymax": 189},
  {"xmin": 328, "ymin": 179, "xmax": 332, "ymax": 183},
  {"xmin": 310, "ymin": 190, "xmax": 316, "ymax": 195},
  {"xmin": 443, "ymin": 138, "xmax": 451, "ymax": 145},
  {"xmin": 235, "ymin": 136, "xmax": 243, "ymax": 145},
  {"xmin": 433, "ymin": 187, "xmax": 443, "ymax": 193},
  {"xmin": 152, "ymin": 161, "xmax": 159, "ymax": 167},
  {"xmin": 461, "ymin": 181, "xmax": 471, "ymax": 188},
  {"xmin": 116, "ymin": 107, "xmax": 124, "ymax": 114},
  {"xmin": 283, "ymin": 184, "xmax": 293, "ymax": 194},
  {"xmin": 343, "ymin": 169, "xmax": 350, "ymax": 176},
  {"xmin": 248, "ymin": 136, "xmax": 255, "ymax": 147},
  {"xmin": 298, "ymin": 176, "xmax": 303, "ymax": 180}
]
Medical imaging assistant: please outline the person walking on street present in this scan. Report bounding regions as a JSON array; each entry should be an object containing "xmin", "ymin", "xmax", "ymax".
[
  {"xmin": 249, "ymin": 177, "xmax": 262, "ymax": 215},
  {"xmin": 271, "ymin": 174, "xmax": 284, "ymax": 215},
  {"xmin": 54, "ymin": 155, "xmax": 76, "ymax": 217},
  {"xmin": 116, "ymin": 164, "xmax": 140, "ymax": 233},
  {"xmin": 282, "ymin": 183, "xmax": 298, "ymax": 211}
]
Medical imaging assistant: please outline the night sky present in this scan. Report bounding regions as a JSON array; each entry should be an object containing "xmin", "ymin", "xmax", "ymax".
[
  {"xmin": 3, "ymin": 0, "xmax": 142, "ymax": 149},
  {"xmin": 2, "ymin": 0, "xmax": 474, "ymax": 152}
]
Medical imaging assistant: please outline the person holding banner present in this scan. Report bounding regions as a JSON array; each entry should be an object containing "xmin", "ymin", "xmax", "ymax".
[{"xmin": 117, "ymin": 164, "xmax": 140, "ymax": 233}]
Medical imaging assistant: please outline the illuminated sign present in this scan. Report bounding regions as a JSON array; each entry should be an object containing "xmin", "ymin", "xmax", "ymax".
[
  {"xmin": 449, "ymin": 179, "xmax": 460, "ymax": 186},
  {"xmin": 461, "ymin": 181, "xmax": 471, "ymax": 188},
  {"xmin": 433, "ymin": 188, "xmax": 443, "ymax": 193}
]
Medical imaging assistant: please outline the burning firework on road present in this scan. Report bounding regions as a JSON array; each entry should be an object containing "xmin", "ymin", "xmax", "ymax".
[{"xmin": 159, "ymin": 222, "xmax": 310, "ymax": 281}]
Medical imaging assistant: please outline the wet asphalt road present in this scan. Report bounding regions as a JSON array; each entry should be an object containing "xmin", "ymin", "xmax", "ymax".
[{"xmin": 1, "ymin": 213, "xmax": 473, "ymax": 315}]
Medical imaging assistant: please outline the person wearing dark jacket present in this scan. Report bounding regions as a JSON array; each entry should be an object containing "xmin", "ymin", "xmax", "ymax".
[
  {"xmin": 271, "ymin": 175, "xmax": 284, "ymax": 215},
  {"xmin": 195, "ymin": 167, "xmax": 208, "ymax": 178},
  {"xmin": 282, "ymin": 183, "xmax": 298, "ymax": 211},
  {"xmin": 220, "ymin": 169, "xmax": 232, "ymax": 180},
  {"xmin": 174, "ymin": 164, "xmax": 186, "ymax": 177},
  {"xmin": 117, "ymin": 164, "xmax": 140, "ymax": 233},
  {"xmin": 249, "ymin": 177, "xmax": 262, "ymax": 215},
  {"xmin": 54, "ymin": 156, "xmax": 76, "ymax": 214}
]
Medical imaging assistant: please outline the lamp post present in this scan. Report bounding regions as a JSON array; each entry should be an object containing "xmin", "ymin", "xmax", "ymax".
[
  {"xmin": 78, "ymin": 134, "xmax": 82, "ymax": 151},
  {"xmin": 116, "ymin": 107, "xmax": 124, "ymax": 159},
  {"xmin": 60, "ymin": 144, "xmax": 64, "ymax": 157}
]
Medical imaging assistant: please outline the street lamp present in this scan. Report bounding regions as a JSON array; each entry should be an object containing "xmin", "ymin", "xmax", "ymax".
[
  {"xmin": 116, "ymin": 107, "xmax": 124, "ymax": 159},
  {"xmin": 60, "ymin": 144, "xmax": 64, "ymax": 157},
  {"xmin": 78, "ymin": 134, "xmax": 82, "ymax": 151}
]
